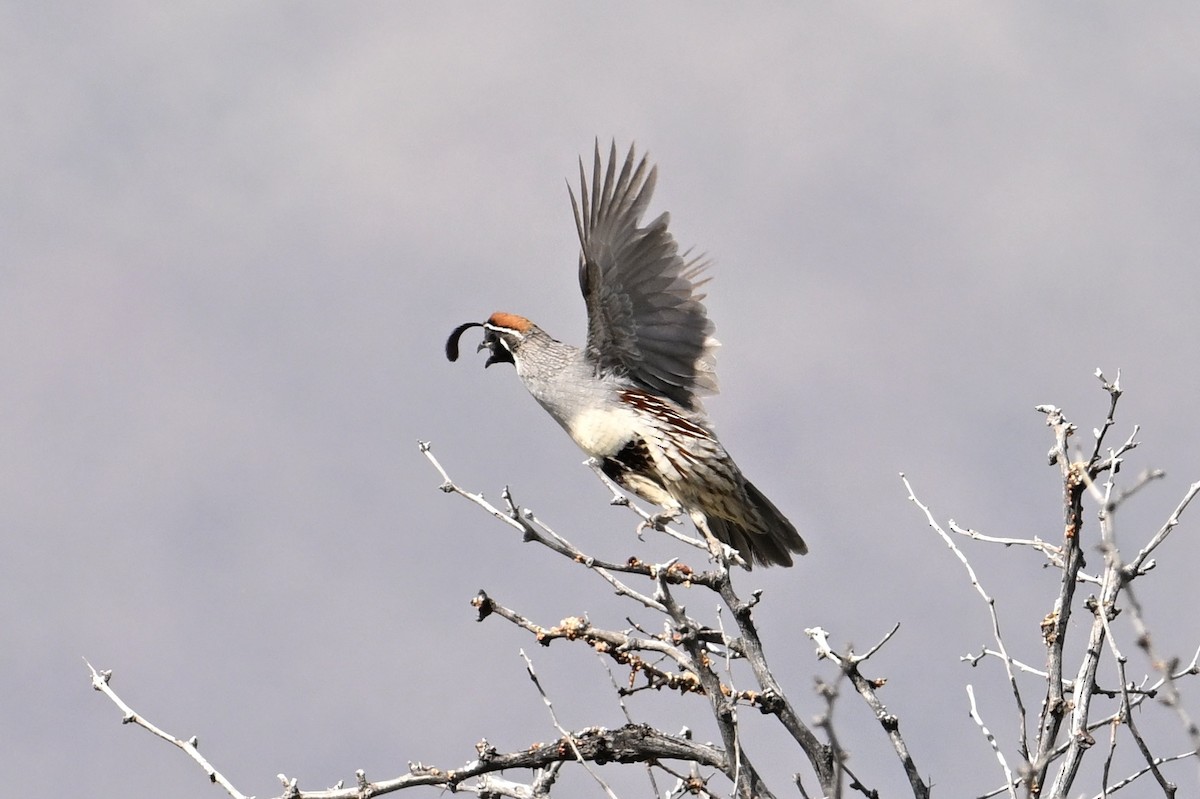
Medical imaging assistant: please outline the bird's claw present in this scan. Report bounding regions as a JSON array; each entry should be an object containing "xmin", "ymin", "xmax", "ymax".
[
  {"xmin": 645, "ymin": 509, "xmax": 682, "ymax": 532},
  {"xmin": 635, "ymin": 509, "xmax": 681, "ymax": 541},
  {"xmin": 709, "ymin": 539, "xmax": 749, "ymax": 570}
]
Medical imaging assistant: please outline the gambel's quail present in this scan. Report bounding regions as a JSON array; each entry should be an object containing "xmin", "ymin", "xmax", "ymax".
[{"xmin": 447, "ymin": 142, "xmax": 806, "ymax": 568}]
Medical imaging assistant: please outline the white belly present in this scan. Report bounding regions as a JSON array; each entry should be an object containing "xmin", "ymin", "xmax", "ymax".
[{"xmin": 562, "ymin": 405, "xmax": 640, "ymax": 457}]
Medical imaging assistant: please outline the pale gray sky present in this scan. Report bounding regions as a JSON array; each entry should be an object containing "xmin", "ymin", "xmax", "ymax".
[{"xmin": 4, "ymin": 4, "xmax": 1199, "ymax": 796}]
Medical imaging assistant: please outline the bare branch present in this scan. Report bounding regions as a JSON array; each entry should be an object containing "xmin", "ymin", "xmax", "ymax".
[
  {"xmin": 1095, "ymin": 585, "xmax": 1177, "ymax": 797},
  {"xmin": 1090, "ymin": 752, "xmax": 1198, "ymax": 798},
  {"xmin": 88, "ymin": 647, "xmax": 727, "ymax": 799},
  {"xmin": 807, "ymin": 626, "xmax": 930, "ymax": 799},
  {"xmin": 471, "ymin": 590, "xmax": 702, "ymax": 696},
  {"xmin": 1087, "ymin": 369, "xmax": 1124, "ymax": 467},
  {"xmin": 1031, "ymin": 403, "xmax": 1090, "ymax": 791},
  {"xmin": 86, "ymin": 660, "xmax": 250, "ymax": 799},
  {"xmin": 519, "ymin": 650, "xmax": 620, "ymax": 799},
  {"xmin": 419, "ymin": 441, "xmax": 533, "ymax": 537},
  {"xmin": 903, "ymin": 474, "xmax": 1030, "ymax": 770},
  {"xmin": 653, "ymin": 572, "xmax": 776, "ymax": 798},
  {"xmin": 422, "ymin": 441, "xmax": 723, "ymax": 591},
  {"xmin": 966, "ymin": 684, "xmax": 1017, "ymax": 799},
  {"xmin": 1125, "ymin": 481, "xmax": 1200, "ymax": 577},
  {"xmin": 1104, "ymin": 468, "xmax": 1167, "ymax": 513},
  {"xmin": 713, "ymin": 577, "xmax": 837, "ymax": 788}
]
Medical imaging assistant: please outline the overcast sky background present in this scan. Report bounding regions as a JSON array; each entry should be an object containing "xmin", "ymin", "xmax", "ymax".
[{"xmin": 4, "ymin": 4, "xmax": 1200, "ymax": 797}]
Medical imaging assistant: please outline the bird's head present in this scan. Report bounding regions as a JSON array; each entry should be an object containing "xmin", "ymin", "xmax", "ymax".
[{"xmin": 445, "ymin": 312, "xmax": 534, "ymax": 368}]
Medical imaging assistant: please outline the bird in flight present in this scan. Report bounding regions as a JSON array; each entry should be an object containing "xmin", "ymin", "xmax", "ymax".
[{"xmin": 447, "ymin": 142, "xmax": 806, "ymax": 568}]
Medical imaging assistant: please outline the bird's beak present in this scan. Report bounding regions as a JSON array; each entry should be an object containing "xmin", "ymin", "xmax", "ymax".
[{"xmin": 479, "ymin": 328, "xmax": 514, "ymax": 368}]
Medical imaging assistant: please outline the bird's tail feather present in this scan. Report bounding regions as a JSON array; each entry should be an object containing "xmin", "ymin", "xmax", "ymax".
[{"xmin": 707, "ymin": 481, "xmax": 807, "ymax": 569}]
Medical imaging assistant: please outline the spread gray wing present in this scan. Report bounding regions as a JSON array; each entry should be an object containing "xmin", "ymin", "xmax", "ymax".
[{"xmin": 570, "ymin": 142, "xmax": 718, "ymax": 410}]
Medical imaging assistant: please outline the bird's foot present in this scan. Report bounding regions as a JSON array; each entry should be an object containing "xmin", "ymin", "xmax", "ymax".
[
  {"xmin": 707, "ymin": 538, "xmax": 749, "ymax": 571},
  {"xmin": 640, "ymin": 508, "xmax": 682, "ymax": 535},
  {"xmin": 691, "ymin": 514, "xmax": 749, "ymax": 571}
]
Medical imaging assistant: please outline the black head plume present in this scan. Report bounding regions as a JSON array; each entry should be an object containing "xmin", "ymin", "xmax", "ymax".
[{"xmin": 446, "ymin": 322, "xmax": 484, "ymax": 362}]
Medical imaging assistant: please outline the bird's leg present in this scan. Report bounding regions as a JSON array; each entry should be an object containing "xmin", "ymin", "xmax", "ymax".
[
  {"xmin": 583, "ymin": 458, "xmax": 703, "ymax": 551},
  {"xmin": 690, "ymin": 512, "xmax": 749, "ymax": 570}
]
